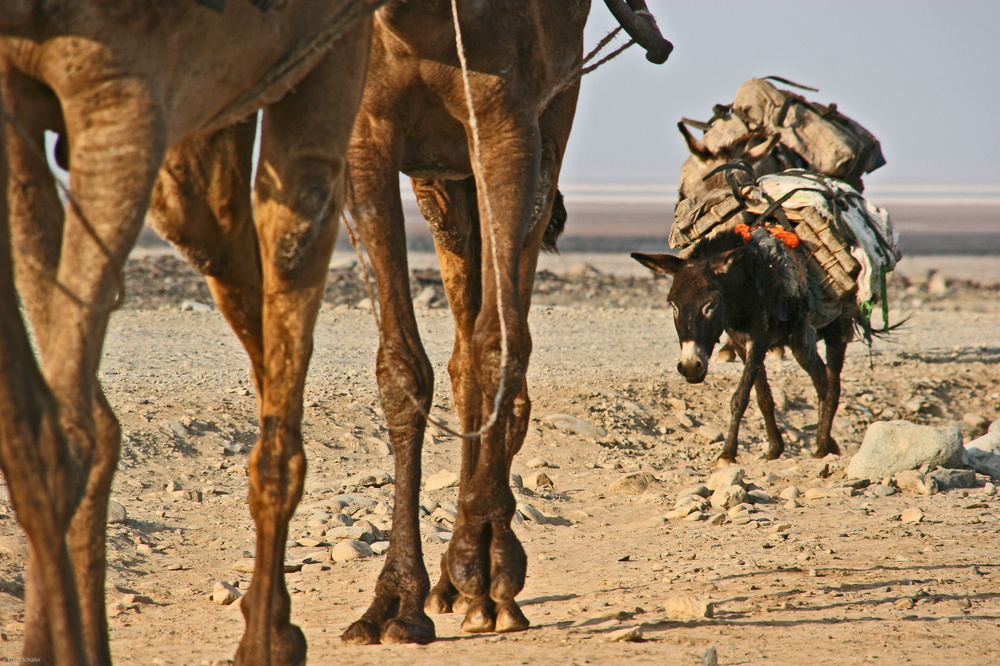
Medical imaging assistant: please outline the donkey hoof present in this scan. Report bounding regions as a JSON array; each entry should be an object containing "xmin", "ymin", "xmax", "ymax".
[
  {"xmin": 341, "ymin": 619, "xmax": 381, "ymax": 646},
  {"xmin": 495, "ymin": 601, "xmax": 529, "ymax": 633},
  {"xmin": 461, "ymin": 601, "xmax": 496, "ymax": 633}
]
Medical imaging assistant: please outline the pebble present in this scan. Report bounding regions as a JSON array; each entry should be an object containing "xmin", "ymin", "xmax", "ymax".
[
  {"xmin": 683, "ymin": 511, "xmax": 706, "ymax": 522},
  {"xmin": 701, "ymin": 646, "xmax": 719, "ymax": 666},
  {"xmin": 163, "ymin": 422, "xmax": 189, "ymax": 438},
  {"xmin": 370, "ymin": 542, "xmax": 390, "ymax": 555},
  {"xmin": 803, "ymin": 487, "xmax": 854, "ymax": 500},
  {"xmin": 746, "ymin": 489, "xmax": 773, "ymax": 504},
  {"xmin": 348, "ymin": 470, "xmax": 393, "ymax": 488},
  {"xmin": 675, "ymin": 412, "xmax": 695, "ymax": 428},
  {"xmin": 352, "ymin": 519, "xmax": 385, "ymax": 542},
  {"xmin": 301, "ymin": 563, "xmax": 326, "ymax": 574},
  {"xmin": 212, "ymin": 581, "xmax": 241, "ymax": 606},
  {"xmin": 326, "ymin": 526, "xmax": 371, "ymax": 542},
  {"xmin": 107, "ymin": 499, "xmax": 128, "ymax": 525},
  {"xmin": 330, "ymin": 540, "xmax": 374, "ymax": 562},
  {"xmin": 328, "ymin": 513, "xmax": 353, "ymax": 527},
  {"xmin": 665, "ymin": 505, "xmax": 698, "ymax": 520},
  {"xmin": 779, "ymin": 486, "xmax": 800, "ymax": 500},
  {"xmin": 710, "ymin": 485, "xmax": 748, "ymax": 510},
  {"xmin": 525, "ymin": 457, "xmax": 549, "ymax": 469},
  {"xmin": 517, "ymin": 502, "xmax": 548, "ymax": 525},
  {"xmin": 663, "ymin": 593, "xmax": 713, "ymax": 619},
  {"xmin": 608, "ymin": 471, "xmax": 658, "ymax": 495},
  {"xmin": 509, "ymin": 473, "xmax": 523, "ymax": 488},
  {"xmin": 872, "ymin": 484, "xmax": 898, "ymax": 497},
  {"xmin": 545, "ymin": 414, "xmax": 607, "ymax": 439},
  {"xmin": 984, "ymin": 483, "xmax": 997, "ymax": 496},
  {"xmin": 367, "ymin": 437, "xmax": 393, "ymax": 457},
  {"xmin": 697, "ymin": 425, "xmax": 724, "ymax": 443},
  {"xmin": 136, "ymin": 544, "xmax": 153, "ymax": 556},
  {"xmin": 425, "ymin": 470, "xmax": 460, "ymax": 491},
  {"xmin": 605, "ymin": 625, "xmax": 643, "ymax": 642},
  {"xmin": 729, "ymin": 510, "xmax": 752, "ymax": 525},
  {"xmin": 296, "ymin": 537, "xmax": 326, "ymax": 548},
  {"xmin": 181, "ymin": 299, "xmax": 213, "ymax": 312},
  {"xmin": 784, "ymin": 499, "xmax": 801, "ymax": 509},
  {"xmin": 963, "ymin": 413, "xmax": 990, "ymax": 432},
  {"xmin": 894, "ymin": 470, "xmax": 938, "ymax": 496},
  {"xmin": 527, "ymin": 471, "xmax": 555, "ymax": 490},
  {"xmin": 413, "ymin": 286, "xmax": 437, "ymax": 308},
  {"xmin": 901, "ymin": 507, "xmax": 924, "ymax": 524},
  {"xmin": 707, "ymin": 467, "xmax": 745, "ymax": 491},
  {"xmin": 679, "ymin": 484, "xmax": 711, "ymax": 498},
  {"xmin": 708, "ymin": 512, "xmax": 726, "ymax": 526},
  {"xmin": 727, "ymin": 503, "xmax": 752, "ymax": 517}
]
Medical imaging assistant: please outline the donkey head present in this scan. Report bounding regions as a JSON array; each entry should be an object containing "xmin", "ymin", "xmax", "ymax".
[{"xmin": 631, "ymin": 248, "xmax": 745, "ymax": 383}]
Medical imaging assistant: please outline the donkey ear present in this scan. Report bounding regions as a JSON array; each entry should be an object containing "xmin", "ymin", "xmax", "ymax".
[
  {"xmin": 711, "ymin": 247, "xmax": 746, "ymax": 274},
  {"xmin": 631, "ymin": 252, "xmax": 684, "ymax": 276}
]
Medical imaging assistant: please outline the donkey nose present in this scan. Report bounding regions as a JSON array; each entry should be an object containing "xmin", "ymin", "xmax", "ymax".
[{"xmin": 677, "ymin": 358, "xmax": 704, "ymax": 378}]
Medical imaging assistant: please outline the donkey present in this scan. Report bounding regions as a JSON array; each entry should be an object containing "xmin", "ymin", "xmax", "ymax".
[{"xmin": 632, "ymin": 228, "xmax": 852, "ymax": 465}]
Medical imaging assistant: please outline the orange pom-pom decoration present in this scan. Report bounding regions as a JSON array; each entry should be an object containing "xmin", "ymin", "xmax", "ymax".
[
  {"xmin": 734, "ymin": 223, "xmax": 753, "ymax": 243},
  {"xmin": 767, "ymin": 226, "xmax": 800, "ymax": 248}
]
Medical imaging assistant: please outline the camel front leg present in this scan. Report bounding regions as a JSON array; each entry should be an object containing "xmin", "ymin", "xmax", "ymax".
[{"xmin": 235, "ymin": 37, "xmax": 370, "ymax": 665}]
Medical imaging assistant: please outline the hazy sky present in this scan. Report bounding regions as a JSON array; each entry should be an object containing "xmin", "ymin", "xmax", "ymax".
[{"xmin": 561, "ymin": 0, "xmax": 1000, "ymax": 187}]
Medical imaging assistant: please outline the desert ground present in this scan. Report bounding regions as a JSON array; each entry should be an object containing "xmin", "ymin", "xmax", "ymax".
[{"xmin": 1, "ymin": 233, "xmax": 1000, "ymax": 664}]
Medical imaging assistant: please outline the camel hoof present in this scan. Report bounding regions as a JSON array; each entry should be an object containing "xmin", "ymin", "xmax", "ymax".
[
  {"xmin": 495, "ymin": 601, "xmax": 529, "ymax": 633},
  {"xmin": 425, "ymin": 592, "xmax": 453, "ymax": 614},
  {"xmin": 236, "ymin": 623, "xmax": 306, "ymax": 666},
  {"xmin": 381, "ymin": 616, "xmax": 436, "ymax": 645},
  {"xmin": 452, "ymin": 594, "xmax": 471, "ymax": 615},
  {"xmin": 341, "ymin": 620, "xmax": 381, "ymax": 646},
  {"xmin": 461, "ymin": 602, "xmax": 496, "ymax": 633}
]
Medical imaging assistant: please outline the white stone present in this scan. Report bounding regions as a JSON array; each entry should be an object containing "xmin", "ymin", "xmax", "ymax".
[
  {"xmin": 544, "ymin": 414, "xmax": 607, "ymax": 439},
  {"xmin": 964, "ymin": 432, "xmax": 1000, "ymax": 479},
  {"xmin": 212, "ymin": 581, "xmax": 241, "ymax": 606},
  {"xmin": 707, "ymin": 467, "xmax": 745, "ymax": 491},
  {"xmin": 107, "ymin": 499, "xmax": 128, "ymax": 524},
  {"xmin": 663, "ymin": 594, "xmax": 714, "ymax": 619},
  {"xmin": 710, "ymin": 485, "xmax": 748, "ymax": 510},
  {"xmin": 330, "ymin": 539, "xmax": 374, "ymax": 562},
  {"xmin": 778, "ymin": 486, "xmax": 800, "ymax": 500},
  {"xmin": 848, "ymin": 421, "xmax": 963, "ymax": 479},
  {"xmin": 425, "ymin": 470, "xmax": 460, "ymax": 491}
]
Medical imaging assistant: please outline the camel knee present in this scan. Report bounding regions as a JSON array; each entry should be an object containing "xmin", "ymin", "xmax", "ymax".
[
  {"xmin": 260, "ymin": 157, "xmax": 345, "ymax": 278},
  {"xmin": 376, "ymin": 347, "xmax": 434, "ymax": 423},
  {"xmin": 248, "ymin": 416, "xmax": 307, "ymax": 523},
  {"xmin": 471, "ymin": 325, "xmax": 530, "ymax": 399}
]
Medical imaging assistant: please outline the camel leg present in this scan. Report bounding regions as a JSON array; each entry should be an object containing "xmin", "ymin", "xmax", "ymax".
[
  {"xmin": 789, "ymin": 328, "xmax": 836, "ymax": 458},
  {"xmin": 411, "ymin": 177, "xmax": 481, "ymax": 615},
  {"xmin": 233, "ymin": 37, "xmax": 371, "ymax": 665},
  {"xmin": 814, "ymin": 320, "xmax": 852, "ymax": 457},
  {"xmin": 718, "ymin": 335, "xmax": 766, "ymax": 465},
  {"xmin": 340, "ymin": 137, "xmax": 436, "ymax": 647},
  {"xmin": 147, "ymin": 118, "xmax": 265, "ymax": 390},
  {"xmin": 732, "ymin": 343, "xmax": 784, "ymax": 460}
]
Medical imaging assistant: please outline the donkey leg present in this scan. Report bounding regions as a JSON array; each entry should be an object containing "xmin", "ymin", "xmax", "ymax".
[
  {"xmin": 718, "ymin": 336, "xmax": 765, "ymax": 465},
  {"xmin": 732, "ymin": 340, "xmax": 784, "ymax": 459},
  {"xmin": 231, "ymin": 41, "xmax": 370, "ymax": 664},
  {"xmin": 411, "ymin": 177, "xmax": 482, "ymax": 616},
  {"xmin": 790, "ymin": 330, "xmax": 833, "ymax": 458},
  {"xmin": 814, "ymin": 320, "xmax": 853, "ymax": 457}
]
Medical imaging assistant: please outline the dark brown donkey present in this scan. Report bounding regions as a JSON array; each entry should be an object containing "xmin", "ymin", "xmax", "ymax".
[
  {"xmin": 342, "ymin": 0, "xmax": 671, "ymax": 646},
  {"xmin": 632, "ymin": 229, "xmax": 853, "ymax": 465}
]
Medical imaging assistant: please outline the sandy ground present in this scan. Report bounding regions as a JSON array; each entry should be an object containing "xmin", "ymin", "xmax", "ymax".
[{"xmin": 1, "ymin": 251, "xmax": 999, "ymax": 665}]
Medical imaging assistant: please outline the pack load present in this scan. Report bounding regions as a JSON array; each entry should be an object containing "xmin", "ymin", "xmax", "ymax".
[
  {"xmin": 677, "ymin": 77, "xmax": 885, "ymax": 201},
  {"xmin": 670, "ymin": 168, "xmax": 902, "ymax": 331}
]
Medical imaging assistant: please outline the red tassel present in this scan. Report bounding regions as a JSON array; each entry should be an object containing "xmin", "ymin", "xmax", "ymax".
[
  {"xmin": 734, "ymin": 223, "xmax": 753, "ymax": 244},
  {"xmin": 767, "ymin": 226, "xmax": 800, "ymax": 248}
]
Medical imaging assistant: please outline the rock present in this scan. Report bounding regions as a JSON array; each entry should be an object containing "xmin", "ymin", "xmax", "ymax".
[
  {"xmin": 707, "ymin": 512, "xmax": 726, "ymax": 526},
  {"xmin": 729, "ymin": 510, "xmax": 751, "ymax": 525},
  {"xmin": 296, "ymin": 537, "xmax": 327, "ymax": 548},
  {"xmin": 163, "ymin": 422, "xmax": 189, "ymax": 438},
  {"xmin": 985, "ymin": 482, "xmax": 997, "ymax": 496},
  {"xmin": 929, "ymin": 468, "xmax": 977, "ymax": 490},
  {"xmin": 894, "ymin": 470, "xmax": 939, "ymax": 496},
  {"xmin": 107, "ymin": 499, "xmax": 128, "ymax": 525},
  {"xmin": 349, "ymin": 470, "xmax": 393, "ymax": 488},
  {"xmin": 778, "ymin": 486, "xmax": 800, "ymax": 500},
  {"xmin": 413, "ymin": 286, "xmax": 437, "ymax": 308},
  {"xmin": 371, "ymin": 542, "xmax": 390, "ymax": 555},
  {"xmin": 425, "ymin": 470, "xmax": 460, "ymax": 491},
  {"xmin": 525, "ymin": 457, "xmax": 549, "ymax": 469},
  {"xmin": 351, "ymin": 519, "xmax": 385, "ymax": 543},
  {"xmin": 366, "ymin": 437, "xmax": 393, "ymax": 456},
  {"xmin": 181, "ymin": 299, "xmax": 213, "ymax": 312},
  {"xmin": 701, "ymin": 646, "xmax": 719, "ymax": 666},
  {"xmin": 326, "ymin": 526, "xmax": 370, "ymax": 541},
  {"xmin": 608, "ymin": 471, "xmax": 658, "ymax": 495},
  {"xmin": 963, "ymin": 413, "xmax": 990, "ymax": 432},
  {"xmin": 900, "ymin": 507, "xmax": 924, "ymax": 524},
  {"xmin": 330, "ymin": 540, "xmax": 374, "ymax": 562},
  {"xmin": 527, "ymin": 471, "xmax": 555, "ymax": 490},
  {"xmin": 232, "ymin": 559, "xmax": 256, "ymax": 573},
  {"xmin": 328, "ymin": 513, "xmax": 353, "ymax": 527},
  {"xmin": 212, "ymin": 581, "xmax": 241, "ymax": 606},
  {"xmin": 707, "ymin": 467, "xmax": 745, "ymax": 491},
  {"xmin": 663, "ymin": 594, "xmax": 713, "ymax": 619},
  {"xmin": 847, "ymin": 421, "xmax": 963, "ymax": 479},
  {"xmin": 803, "ymin": 487, "xmax": 854, "ymax": 500},
  {"xmin": 710, "ymin": 485, "xmax": 748, "ymax": 510},
  {"xmin": 509, "ymin": 473, "xmax": 523, "ymax": 488},
  {"xmin": 165, "ymin": 479, "xmax": 183, "ymax": 493},
  {"xmin": 990, "ymin": 419, "xmax": 1000, "ymax": 435},
  {"xmin": 665, "ymin": 505, "xmax": 699, "ymax": 520},
  {"xmin": 683, "ymin": 511, "xmax": 706, "ymax": 522},
  {"xmin": 516, "ymin": 502, "xmax": 548, "ymax": 525},
  {"xmin": 697, "ymin": 425, "xmax": 724, "ymax": 443},
  {"xmin": 545, "ymin": 414, "xmax": 607, "ymax": 439},
  {"xmin": 605, "ymin": 625, "xmax": 644, "ymax": 642},
  {"xmin": 675, "ymin": 412, "xmax": 695, "ymax": 428},
  {"xmin": 784, "ymin": 498, "xmax": 801, "ymax": 509},
  {"xmin": 679, "ymin": 484, "xmax": 711, "ymax": 498},
  {"xmin": 963, "ymin": 432, "xmax": 1000, "ymax": 479},
  {"xmin": 136, "ymin": 544, "xmax": 154, "ymax": 556},
  {"xmin": 872, "ymin": 484, "xmax": 897, "ymax": 497},
  {"xmin": 926, "ymin": 271, "xmax": 947, "ymax": 296},
  {"xmin": 746, "ymin": 489, "xmax": 773, "ymax": 504}
]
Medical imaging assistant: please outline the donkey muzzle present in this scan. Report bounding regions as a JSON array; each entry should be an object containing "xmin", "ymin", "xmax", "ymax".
[{"xmin": 677, "ymin": 340, "xmax": 708, "ymax": 383}]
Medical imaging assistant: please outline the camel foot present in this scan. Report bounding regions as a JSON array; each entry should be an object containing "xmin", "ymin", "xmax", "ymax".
[
  {"xmin": 495, "ymin": 600, "xmax": 530, "ymax": 633},
  {"xmin": 461, "ymin": 598, "xmax": 496, "ymax": 633},
  {"xmin": 235, "ymin": 622, "xmax": 305, "ymax": 666},
  {"xmin": 343, "ymin": 606, "xmax": 436, "ymax": 645}
]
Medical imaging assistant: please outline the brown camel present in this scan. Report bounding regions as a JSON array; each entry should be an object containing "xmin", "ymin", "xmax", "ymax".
[
  {"xmin": 0, "ymin": 1, "xmax": 379, "ymax": 664},
  {"xmin": 340, "ymin": 0, "xmax": 671, "ymax": 645}
]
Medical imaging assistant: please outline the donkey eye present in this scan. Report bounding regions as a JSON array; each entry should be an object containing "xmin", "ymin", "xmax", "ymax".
[{"xmin": 702, "ymin": 301, "xmax": 718, "ymax": 316}]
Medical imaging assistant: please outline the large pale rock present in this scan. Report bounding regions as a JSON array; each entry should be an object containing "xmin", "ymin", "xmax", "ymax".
[
  {"xmin": 707, "ymin": 467, "xmax": 745, "ymax": 491},
  {"xmin": 425, "ymin": 470, "xmax": 460, "ymax": 491},
  {"xmin": 664, "ymin": 594, "xmax": 714, "ymax": 619},
  {"xmin": 330, "ymin": 539, "xmax": 374, "ymax": 562},
  {"xmin": 608, "ymin": 471, "xmax": 658, "ymax": 495},
  {"xmin": 710, "ymin": 485, "xmax": 748, "ymax": 510},
  {"xmin": 964, "ymin": 432, "xmax": 1000, "ymax": 479},
  {"xmin": 847, "ymin": 421, "xmax": 963, "ymax": 479},
  {"xmin": 545, "ymin": 414, "xmax": 607, "ymax": 439}
]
